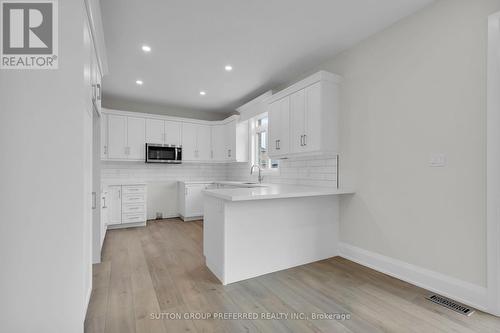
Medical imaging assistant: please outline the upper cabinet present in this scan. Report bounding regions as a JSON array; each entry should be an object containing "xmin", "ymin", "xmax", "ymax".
[
  {"xmin": 182, "ymin": 123, "xmax": 212, "ymax": 162},
  {"xmin": 107, "ymin": 114, "xmax": 145, "ymax": 161},
  {"xmin": 268, "ymin": 71, "xmax": 341, "ymax": 159},
  {"xmin": 268, "ymin": 96, "xmax": 290, "ymax": 157},
  {"xmin": 146, "ymin": 119, "xmax": 182, "ymax": 146},
  {"xmin": 210, "ymin": 120, "xmax": 248, "ymax": 162}
]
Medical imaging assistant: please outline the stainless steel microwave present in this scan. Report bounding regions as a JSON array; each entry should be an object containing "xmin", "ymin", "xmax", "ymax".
[{"xmin": 145, "ymin": 144, "xmax": 182, "ymax": 163}]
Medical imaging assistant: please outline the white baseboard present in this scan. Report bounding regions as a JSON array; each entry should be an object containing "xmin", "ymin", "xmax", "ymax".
[{"xmin": 338, "ymin": 243, "xmax": 488, "ymax": 311}]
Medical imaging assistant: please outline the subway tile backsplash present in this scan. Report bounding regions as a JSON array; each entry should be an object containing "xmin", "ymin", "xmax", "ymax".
[{"xmin": 102, "ymin": 156, "xmax": 338, "ymax": 188}]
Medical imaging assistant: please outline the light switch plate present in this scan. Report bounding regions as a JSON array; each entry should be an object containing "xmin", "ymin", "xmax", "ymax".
[{"xmin": 429, "ymin": 153, "xmax": 447, "ymax": 167}]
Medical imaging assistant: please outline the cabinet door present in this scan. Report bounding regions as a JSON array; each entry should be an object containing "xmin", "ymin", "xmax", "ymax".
[
  {"xmin": 278, "ymin": 97, "xmax": 290, "ymax": 154},
  {"xmin": 268, "ymin": 100, "xmax": 281, "ymax": 156},
  {"xmin": 165, "ymin": 121, "xmax": 182, "ymax": 146},
  {"xmin": 197, "ymin": 125, "xmax": 212, "ymax": 161},
  {"xmin": 211, "ymin": 125, "xmax": 226, "ymax": 161},
  {"xmin": 100, "ymin": 114, "xmax": 108, "ymax": 160},
  {"xmin": 304, "ymin": 82, "xmax": 322, "ymax": 152},
  {"xmin": 185, "ymin": 184, "xmax": 205, "ymax": 217},
  {"xmin": 107, "ymin": 115, "xmax": 128, "ymax": 159},
  {"xmin": 290, "ymin": 89, "xmax": 306, "ymax": 153},
  {"xmin": 145, "ymin": 119, "xmax": 164, "ymax": 144},
  {"xmin": 127, "ymin": 117, "xmax": 146, "ymax": 160},
  {"xmin": 225, "ymin": 121, "xmax": 237, "ymax": 161},
  {"xmin": 108, "ymin": 186, "xmax": 122, "ymax": 225},
  {"xmin": 182, "ymin": 123, "xmax": 198, "ymax": 160}
]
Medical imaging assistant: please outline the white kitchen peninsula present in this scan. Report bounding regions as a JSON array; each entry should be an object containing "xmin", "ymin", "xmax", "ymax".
[{"xmin": 202, "ymin": 184, "xmax": 354, "ymax": 285}]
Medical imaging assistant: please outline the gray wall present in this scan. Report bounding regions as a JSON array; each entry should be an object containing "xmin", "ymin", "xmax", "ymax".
[{"xmin": 318, "ymin": 0, "xmax": 499, "ymax": 287}]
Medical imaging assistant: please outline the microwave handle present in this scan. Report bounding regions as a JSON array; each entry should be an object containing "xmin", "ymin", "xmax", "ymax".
[{"xmin": 175, "ymin": 147, "xmax": 178, "ymax": 161}]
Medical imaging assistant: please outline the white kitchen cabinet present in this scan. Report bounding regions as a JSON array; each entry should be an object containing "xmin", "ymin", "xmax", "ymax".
[
  {"xmin": 225, "ymin": 120, "xmax": 248, "ymax": 162},
  {"xmin": 211, "ymin": 121, "xmax": 248, "ymax": 162},
  {"xmin": 107, "ymin": 115, "xmax": 128, "ymax": 159},
  {"xmin": 211, "ymin": 125, "xmax": 226, "ymax": 161},
  {"xmin": 107, "ymin": 184, "xmax": 147, "ymax": 228},
  {"xmin": 182, "ymin": 123, "xmax": 211, "ymax": 161},
  {"xmin": 268, "ymin": 71, "xmax": 340, "ymax": 158},
  {"xmin": 127, "ymin": 117, "xmax": 146, "ymax": 160},
  {"xmin": 107, "ymin": 115, "xmax": 145, "ymax": 161},
  {"xmin": 165, "ymin": 121, "xmax": 182, "ymax": 146},
  {"xmin": 268, "ymin": 96, "xmax": 290, "ymax": 157},
  {"xmin": 197, "ymin": 125, "xmax": 212, "ymax": 161},
  {"xmin": 108, "ymin": 186, "xmax": 122, "ymax": 226},
  {"xmin": 146, "ymin": 119, "xmax": 182, "ymax": 146},
  {"xmin": 178, "ymin": 182, "xmax": 210, "ymax": 221},
  {"xmin": 145, "ymin": 118, "xmax": 164, "ymax": 144},
  {"xmin": 181, "ymin": 123, "xmax": 198, "ymax": 160},
  {"xmin": 100, "ymin": 113, "xmax": 108, "ymax": 159}
]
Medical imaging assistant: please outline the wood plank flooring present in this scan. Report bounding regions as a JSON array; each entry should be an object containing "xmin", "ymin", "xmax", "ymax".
[{"xmin": 85, "ymin": 218, "xmax": 500, "ymax": 333}]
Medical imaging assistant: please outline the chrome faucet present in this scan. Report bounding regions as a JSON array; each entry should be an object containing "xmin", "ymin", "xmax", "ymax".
[{"xmin": 250, "ymin": 165, "xmax": 264, "ymax": 183}]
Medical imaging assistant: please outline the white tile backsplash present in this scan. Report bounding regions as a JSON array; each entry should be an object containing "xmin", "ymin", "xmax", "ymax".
[
  {"xmin": 101, "ymin": 156, "xmax": 338, "ymax": 188},
  {"xmin": 225, "ymin": 156, "xmax": 338, "ymax": 188}
]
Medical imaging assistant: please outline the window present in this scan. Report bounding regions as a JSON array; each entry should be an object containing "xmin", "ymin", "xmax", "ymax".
[{"xmin": 251, "ymin": 113, "xmax": 279, "ymax": 172}]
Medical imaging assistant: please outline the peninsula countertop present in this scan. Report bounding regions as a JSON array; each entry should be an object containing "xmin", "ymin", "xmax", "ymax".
[{"xmin": 202, "ymin": 184, "xmax": 355, "ymax": 202}]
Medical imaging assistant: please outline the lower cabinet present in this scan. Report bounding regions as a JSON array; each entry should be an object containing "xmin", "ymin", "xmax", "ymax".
[
  {"xmin": 178, "ymin": 182, "xmax": 212, "ymax": 221},
  {"xmin": 107, "ymin": 184, "xmax": 147, "ymax": 228}
]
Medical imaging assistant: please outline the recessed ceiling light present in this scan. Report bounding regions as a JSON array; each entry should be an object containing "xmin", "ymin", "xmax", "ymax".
[
  {"xmin": 141, "ymin": 45, "xmax": 151, "ymax": 52},
  {"xmin": 136, "ymin": 80, "xmax": 143, "ymax": 85},
  {"xmin": 199, "ymin": 91, "xmax": 206, "ymax": 96},
  {"xmin": 225, "ymin": 65, "xmax": 233, "ymax": 71}
]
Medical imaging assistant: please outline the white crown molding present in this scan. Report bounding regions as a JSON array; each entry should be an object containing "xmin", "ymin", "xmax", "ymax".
[
  {"xmin": 102, "ymin": 108, "xmax": 239, "ymax": 125},
  {"xmin": 267, "ymin": 71, "xmax": 343, "ymax": 104}
]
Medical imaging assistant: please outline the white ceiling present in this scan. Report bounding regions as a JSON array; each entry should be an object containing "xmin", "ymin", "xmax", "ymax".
[{"xmin": 101, "ymin": 0, "xmax": 434, "ymax": 113}]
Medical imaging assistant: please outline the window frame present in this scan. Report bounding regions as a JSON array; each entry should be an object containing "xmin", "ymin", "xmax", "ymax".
[{"xmin": 250, "ymin": 113, "xmax": 280, "ymax": 175}]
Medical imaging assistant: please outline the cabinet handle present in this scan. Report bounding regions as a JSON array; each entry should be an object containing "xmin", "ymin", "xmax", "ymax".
[
  {"xmin": 228, "ymin": 149, "xmax": 232, "ymax": 157},
  {"xmin": 303, "ymin": 134, "xmax": 307, "ymax": 146},
  {"xmin": 96, "ymin": 84, "xmax": 101, "ymax": 101},
  {"xmin": 275, "ymin": 140, "xmax": 278, "ymax": 150},
  {"xmin": 300, "ymin": 135, "xmax": 304, "ymax": 146},
  {"xmin": 103, "ymin": 197, "xmax": 107, "ymax": 209}
]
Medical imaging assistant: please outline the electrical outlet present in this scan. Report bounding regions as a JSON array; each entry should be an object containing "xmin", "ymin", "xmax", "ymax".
[{"xmin": 429, "ymin": 153, "xmax": 447, "ymax": 167}]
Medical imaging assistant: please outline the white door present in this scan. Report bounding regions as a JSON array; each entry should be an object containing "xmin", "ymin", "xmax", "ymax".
[
  {"xmin": 211, "ymin": 125, "xmax": 226, "ymax": 161},
  {"xmin": 186, "ymin": 184, "xmax": 205, "ymax": 217},
  {"xmin": 290, "ymin": 89, "xmax": 306, "ymax": 153},
  {"xmin": 107, "ymin": 115, "xmax": 127, "ymax": 159},
  {"xmin": 197, "ymin": 125, "xmax": 212, "ymax": 161},
  {"xmin": 304, "ymin": 82, "xmax": 322, "ymax": 152},
  {"xmin": 165, "ymin": 121, "xmax": 182, "ymax": 146},
  {"xmin": 145, "ymin": 119, "xmax": 164, "ymax": 144},
  {"xmin": 127, "ymin": 117, "xmax": 146, "ymax": 160},
  {"xmin": 108, "ymin": 186, "xmax": 122, "ymax": 225},
  {"xmin": 100, "ymin": 113, "xmax": 108, "ymax": 159},
  {"xmin": 225, "ymin": 121, "xmax": 236, "ymax": 161},
  {"xmin": 182, "ymin": 123, "xmax": 198, "ymax": 160}
]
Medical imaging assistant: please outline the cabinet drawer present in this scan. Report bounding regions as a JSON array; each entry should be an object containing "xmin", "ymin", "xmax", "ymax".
[
  {"xmin": 122, "ymin": 203, "xmax": 145, "ymax": 214},
  {"xmin": 123, "ymin": 193, "xmax": 146, "ymax": 204},
  {"xmin": 122, "ymin": 213, "xmax": 146, "ymax": 224},
  {"xmin": 122, "ymin": 185, "xmax": 146, "ymax": 195}
]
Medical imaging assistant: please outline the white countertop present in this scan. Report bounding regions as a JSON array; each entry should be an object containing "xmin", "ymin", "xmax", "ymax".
[
  {"xmin": 178, "ymin": 180, "xmax": 266, "ymax": 188},
  {"xmin": 203, "ymin": 184, "xmax": 355, "ymax": 201}
]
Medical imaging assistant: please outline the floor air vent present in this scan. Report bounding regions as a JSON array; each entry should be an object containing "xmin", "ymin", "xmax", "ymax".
[{"xmin": 426, "ymin": 294, "xmax": 475, "ymax": 316}]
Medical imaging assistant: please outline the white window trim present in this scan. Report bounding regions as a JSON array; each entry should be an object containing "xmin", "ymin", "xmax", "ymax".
[{"xmin": 250, "ymin": 113, "xmax": 280, "ymax": 176}]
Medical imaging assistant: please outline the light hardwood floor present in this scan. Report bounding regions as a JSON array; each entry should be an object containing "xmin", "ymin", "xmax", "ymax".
[{"xmin": 85, "ymin": 218, "xmax": 500, "ymax": 333}]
